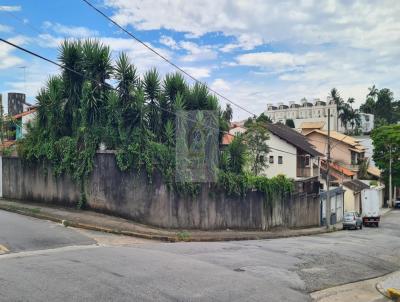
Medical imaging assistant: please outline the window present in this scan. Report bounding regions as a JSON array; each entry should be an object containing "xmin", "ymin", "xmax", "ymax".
[
  {"xmin": 351, "ymin": 151, "xmax": 357, "ymax": 165},
  {"xmin": 278, "ymin": 156, "xmax": 283, "ymax": 164},
  {"xmin": 269, "ymin": 156, "xmax": 274, "ymax": 163},
  {"xmin": 304, "ymin": 155, "xmax": 310, "ymax": 167}
]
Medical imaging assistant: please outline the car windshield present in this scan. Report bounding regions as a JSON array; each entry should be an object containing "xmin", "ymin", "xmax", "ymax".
[{"xmin": 344, "ymin": 212, "xmax": 355, "ymax": 217}]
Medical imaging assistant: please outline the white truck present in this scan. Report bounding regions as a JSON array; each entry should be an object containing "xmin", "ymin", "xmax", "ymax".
[{"xmin": 361, "ymin": 188, "xmax": 381, "ymax": 227}]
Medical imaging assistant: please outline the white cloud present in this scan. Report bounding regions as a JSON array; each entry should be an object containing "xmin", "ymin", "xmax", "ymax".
[
  {"xmin": 159, "ymin": 35, "xmax": 179, "ymax": 50},
  {"xmin": 43, "ymin": 21, "xmax": 99, "ymax": 38},
  {"xmin": 0, "ymin": 6, "xmax": 21, "ymax": 12},
  {"xmin": 98, "ymin": 37, "xmax": 175, "ymax": 75},
  {"xmin": 236, "ymin": 51, "xmax": 323, "ymax": 69},
  {"xmin": 179, "ymin": 41, "xmax": 217, "ymax": 62},
  {"xmin": 181, "ymin": 66, "xmax": 211, "ymax": 79},
  {"xmin": 0, "ymin": 24, "xmax": 12, "ymax": 33},
  {"xmin": 103, "ymin": 0, "xmax": 400, "ymax": 118},
  {"xmin": 220, "ymin": 33, "xmax": 264, "ymax": 52},
  {"xmin": 4, "ymin": 59, "xmax": 59, "ymax": 103},
  {"xmin": 211, "ymin": 78, "xmax": 230, "ymax": 91},
  {"xmin": 37, "ymin": 34, "xmax": 63, "ymax": 48},
  {"xmin": 104, "ymin": 0, "xmax": 400, "ymax": 60},
  {"xmin": 0, "ymin": 35, "xmax": 30, "ymax": 70}
]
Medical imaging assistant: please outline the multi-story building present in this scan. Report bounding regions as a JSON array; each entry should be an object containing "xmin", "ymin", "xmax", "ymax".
[{"xmin": 265, "ymin": 97, "xmax": 374, "ymax": 134}]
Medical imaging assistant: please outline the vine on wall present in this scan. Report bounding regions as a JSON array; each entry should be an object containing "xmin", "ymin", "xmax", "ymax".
[{"xmin": 17, "ymin": 39, "xmax": 293, "ymax": 208}]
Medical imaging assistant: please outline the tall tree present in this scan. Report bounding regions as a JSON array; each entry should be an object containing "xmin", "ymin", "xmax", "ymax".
[
  {"xmin": 330, "ymin": 88, "xmax": 344, "ymax": 130},
  {"xmin": 360, "ymin": 86, "xmax": 399, "ymax": 126},
  {"xmin": 375, "ymin": 88, "xmax": 395, "ymax": 124},
  {"xmin": 223, "ymin": 104, "xmax": 233, "ymax": 122},
  {"xmin": 371, "ymin": 125, "xmax": 400, "ymax": 189},
  {"xmin": 244, "ymin": 121, "xmax": 270, "ymax": 176},
  {"xmin": 227, "ymin": 134, "xmax": 247, "ymax": 174}
]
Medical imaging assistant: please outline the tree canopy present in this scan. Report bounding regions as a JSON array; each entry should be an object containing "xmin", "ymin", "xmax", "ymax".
[
  {"xmin": 371, "ymin": 124, "xmax": 400, "ymax": 186},
  {"xmin": 360, "ymin": 86, "xmax": 400, "ymax": 127}
]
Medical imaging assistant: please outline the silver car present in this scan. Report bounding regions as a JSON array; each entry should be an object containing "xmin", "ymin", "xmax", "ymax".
[{"xmin": 343, "ymin": 211, "xmax": 363, "ymax": 230}]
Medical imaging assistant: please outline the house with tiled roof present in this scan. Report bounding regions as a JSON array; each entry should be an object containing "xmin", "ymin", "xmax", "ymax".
[
  {"xmin": 223, "ymin": 122, "xmax": 323, "ymax": 180},
  {"xmin": 305, "ymin": 129, "xmax": 366, "ymax": 181},
  {"xmin": 263, "ymin": 123, "xmax": 322, "ymax": 179}
]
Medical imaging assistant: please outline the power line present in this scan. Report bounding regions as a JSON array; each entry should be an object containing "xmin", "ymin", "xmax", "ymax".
[
  {"xmin": 0, "ymin": 39, "xmax": 317, "ymax": 158},
  {"xmin": 80, "ymin": 0, "xmax": 256, "ymax": 118}
]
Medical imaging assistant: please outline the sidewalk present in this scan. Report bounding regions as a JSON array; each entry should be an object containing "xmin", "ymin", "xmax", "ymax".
[
  {"xmin": 0, "ymin": 198, "xmax": 337, "ymax": 242},
  {"xmin": 376, "ymin": 271, "xmax": 400, "ymax": 300}
]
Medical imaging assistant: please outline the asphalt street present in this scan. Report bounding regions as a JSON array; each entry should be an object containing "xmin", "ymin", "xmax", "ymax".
[{"xmin": 0, "ymin": 209, "xmax": 400, "ymax": 301}]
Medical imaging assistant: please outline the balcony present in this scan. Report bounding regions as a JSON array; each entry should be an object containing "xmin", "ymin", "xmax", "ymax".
[
  {"xmin": 297, "ymin": 167, "xmax": 311, "ymax": 178},
  {"xmin": 297, "ymin": 164, "xmax": 320, "ymax": 178}
]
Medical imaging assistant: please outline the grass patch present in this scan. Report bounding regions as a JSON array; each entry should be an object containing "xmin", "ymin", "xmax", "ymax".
[
  {"xmin": 5, "ymin": 205, "xmax": 41, "ymax": 214},
  {"xmin": 177, "ymin": 230, "xmax": 191, "ymax": 242}
]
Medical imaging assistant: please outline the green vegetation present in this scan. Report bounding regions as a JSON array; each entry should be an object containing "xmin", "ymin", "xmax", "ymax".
[
  {"xmin": 330, "ymin": 88, "xmax": 361, "ymax": 135},
  {"xmin": 285, "ymin": 118, "xmax": 295, "ymax": 128},
  {"xmin": 244, "ymin": 122, "xmax": 270, "ymax": 176},
  {"xmin": 371, "ymin": 124, "xmax": 400, "ymax": 186},
  {"xmin": 360, "ymin": 85, "xmax": 400, "ymax": 127},
  {"xmin": 17, "ymin": 39, "xmax": 293, "ymax": 206},
  {"xmin": 217, "ymin": 172, "xmax": 293, "ymax": 203},
  {"xmin": 176, "ymin": 230, "xmax": 191, "ymax": 241}
]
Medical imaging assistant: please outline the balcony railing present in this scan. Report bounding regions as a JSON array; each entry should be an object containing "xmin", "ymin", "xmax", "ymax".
[{"xmin": 297, "ymin": 167, "xmax": 311, "ymax": 178}]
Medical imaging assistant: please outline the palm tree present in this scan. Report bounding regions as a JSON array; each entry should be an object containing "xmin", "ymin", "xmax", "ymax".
[
  {"xmin": 338, "ymin": 103, "xmax": 350, "ymax": 133},
  {"xmin": 330, "ymin": 88, "xmax": 344, "ymax": 131},
  {"xmin": 367, "ymin": 85, "xmax": 378, "ymax": 100}
]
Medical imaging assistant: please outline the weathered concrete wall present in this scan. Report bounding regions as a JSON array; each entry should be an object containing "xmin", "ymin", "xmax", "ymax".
[{"xmin": 2, "ymin": 154, "xmax": 320, "ymax": 230}]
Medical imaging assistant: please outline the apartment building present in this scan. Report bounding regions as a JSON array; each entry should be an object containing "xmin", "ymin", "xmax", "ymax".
[{"xmin": 265, "ymin": 97, "xmax": 374, "ymax": 134}]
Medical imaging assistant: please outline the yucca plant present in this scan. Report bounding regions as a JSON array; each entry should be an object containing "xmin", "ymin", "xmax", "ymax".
[
  {"xmin": 115, "ymin": 52, "xmax": 138, "ymax": 105},
  {"xmin": 59, "ymin": 40, "xmax": 84, "ymax": 134},
  {"xmin": 143, "ymin": 68, "xmax": 161, "ymax": 137}
]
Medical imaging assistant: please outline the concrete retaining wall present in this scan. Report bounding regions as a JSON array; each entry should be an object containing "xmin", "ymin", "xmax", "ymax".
[{"xmin": 2, "ymin": 154, "xmax": 321, "ymax": 230}]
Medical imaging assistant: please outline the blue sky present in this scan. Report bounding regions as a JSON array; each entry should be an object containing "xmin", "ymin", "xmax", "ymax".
[{"xmin": 1, "ymin": 0, "xmax": 400, "ymax": 120}]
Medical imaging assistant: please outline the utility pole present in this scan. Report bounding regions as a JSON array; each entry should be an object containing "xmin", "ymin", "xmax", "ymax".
[
  {"xmin": 326, "ymin": 108, "xmax": 331, "ymax": 228},
  {"xmin": 389, "ymin": 146, "xmax": 393, "ymax": 207}
]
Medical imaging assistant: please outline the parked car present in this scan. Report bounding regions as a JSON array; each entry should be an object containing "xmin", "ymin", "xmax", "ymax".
[
  {"xmin": 395, "ymin": 199, "xmax": 400, "ymax": 209},
  {"xmin": 343, "ymin": 211, "xmax": 363, "ymax": 230}
]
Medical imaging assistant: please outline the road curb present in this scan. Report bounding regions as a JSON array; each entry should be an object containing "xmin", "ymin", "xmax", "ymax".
[
  {"xmin": 0, "ymin": 202, "xmax": 337, "ymax": 243},
  {"xmin": 0, "ymin": 204, "xmax": 178, "ymax": 242},
  {"xmin": 375, "ymin": 270, "xmax": 400, "ymax": 300}
]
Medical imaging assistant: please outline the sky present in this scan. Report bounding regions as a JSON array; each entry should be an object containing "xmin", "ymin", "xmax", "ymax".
[{"xmin": 0, "ymin": 0, "xmax": 400, "ymax": 120}]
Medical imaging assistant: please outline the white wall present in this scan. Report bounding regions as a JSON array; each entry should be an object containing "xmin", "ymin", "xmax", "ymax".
[
  {"xmin": 261, "ymin": 133, "xmax": 297, "ymax": 179},
  {"xmin": 21, "ymin": 112, "xmax": 36, "ymax": 136}
]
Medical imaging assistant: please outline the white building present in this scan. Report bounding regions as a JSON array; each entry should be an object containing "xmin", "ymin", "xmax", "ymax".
[
  {"xmin": 265, "ymin": 98, "xmax": 374, "ymax": 134},
  {"xmin": 358, "ymin": 112, "xmax": 374, "ymax": 134},
  {"xmin": 225, "ymin": 123, "xmax": 322, "ymax": 180},
  {"xmin": 263, "ymin": 123, "xmax": 322, "ymax": 179}
]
